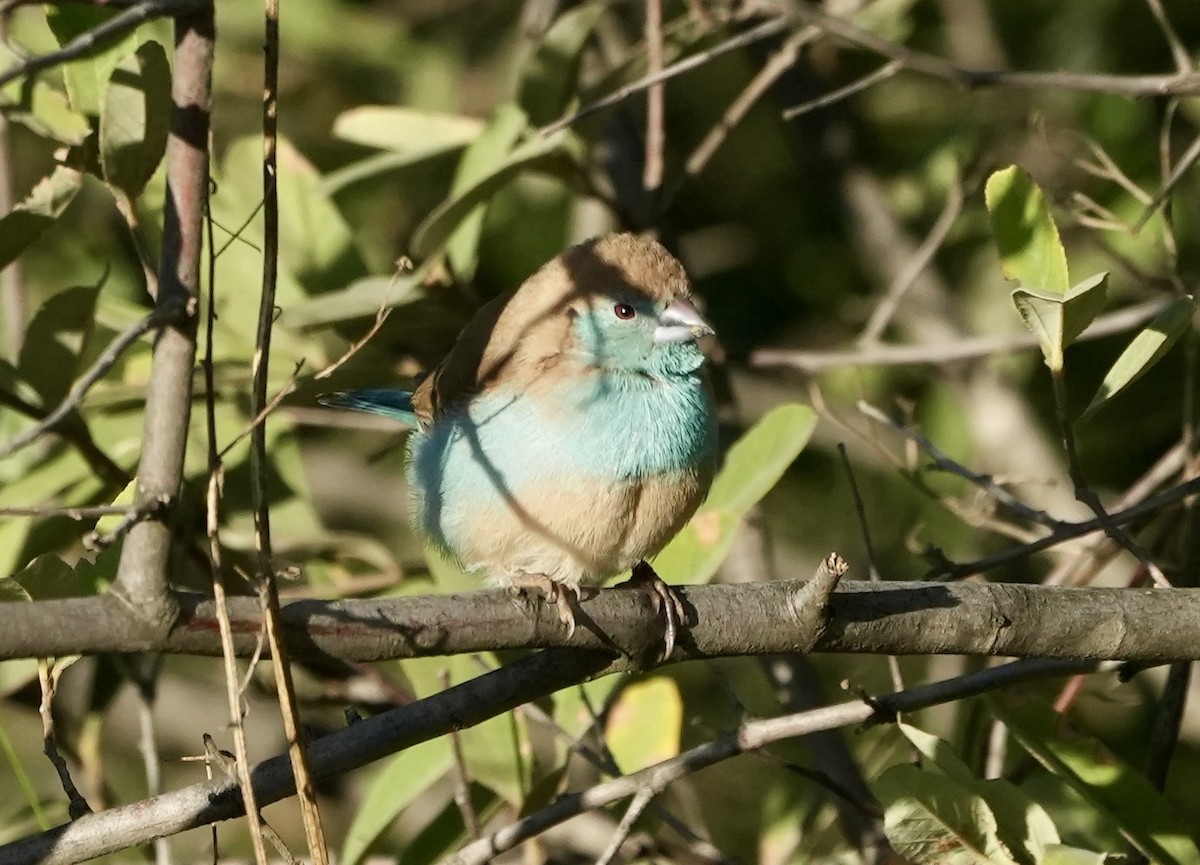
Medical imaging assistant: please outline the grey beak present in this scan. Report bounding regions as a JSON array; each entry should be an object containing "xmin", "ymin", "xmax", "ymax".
[{"xmin": 654, "ymin": 298, "xmax": 715, "ymax": 345}]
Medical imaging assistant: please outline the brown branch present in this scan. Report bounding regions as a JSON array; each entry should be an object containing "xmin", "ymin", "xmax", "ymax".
[
  {"xmin": 2, "ymin": 574, "xmax": 1200, "ymax": 664},
  {"xmin": 792, "ymin": 1, "xmax": 1200, "ymax": 97},
  {"xmin": 642, "ymin": 0, "xmax": 664, "ymax": 193},
  {"xmin": 751, "ymin": 297, "xmax": 1168, "ymax": 372},
  {"xmin": 38, "ymin": 661, "xmax": 92, "ymax": 821},
  {"xmin": 112, "ymin": 3, "xmax": 213, "ymax": 627},
  {"xmin": 443, "ymin": 658, "xmax": 1100, "ymax": 865},
  {"xmin": 0, "ymin": 389, "xmax": 128, "ymax": 487}
]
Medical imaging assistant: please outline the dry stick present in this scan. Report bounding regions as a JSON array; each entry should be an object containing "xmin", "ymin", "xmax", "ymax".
[
  {"xmin": 685, "ymin": 26, "xmax": 815, "ymax": 179},
  {"xmin": 202, "ymin": 206, "xmax": 270, "ymax": 865},
  {"xmin": 84, "ymin": 493, "xmax": 170, "ymax": 550},
  {"xmin": 782, "ymin": 57, "xmax": 900, "ymax": 121},
  {"xmin": 1135, "ymin": 131, "xmax": 1200, "ymax": 232},
  {"xmin": 1144, "ymin": 0, "xmax": 1191, "ymax": 74},
  {"xmin": 0, "ymin": 504, "xmax": 137, "ymax": 519},
  {"xmin": 0, "ymin": 0, "xmax": 202, "ymax": 87},
  {"xmin": 858, "ymin": 170, "xmax": 963, "ymax": 344},
  {"xmin": 593, "ymin": 787, "xmax": 654, "ymax": 865},
  {"xmin": 642, "ymin": 0, "xmax": 664, "ymax": 193},
  {"xmin": 441, "ymin": 670, "xmax": 480, "ymax": 840},
  {"xmin": 38, "ymin": 661, "xmax": 91, "ymax": 820},
  {"xmin": 113, "ymin": 3, "xmax": 212, "ymax": 628},
  {"xmin": 254, "ymin": 0, "xmax": 328, "ymax": 857},
  {"xmin": 540, "ymin": 13, "xmax": 796, "ymax": 136},
  {"xmin": 0, "ymin": 306, "xmax": 183, "ymax": 462},
  {"xmin": 442, "ymin": 657, "xmax": 1102, "ymax": 865},
  {"xmin": 752, "ymin": 297, "xmax": 1167, "ymax": 372},
  {"xmin": 857, "ymin": 401, "xmax": 1062, "ymax": 532},
  {"xmin": 836, "ymin": 448, "xmax": 904, "ymax": 696},
  {"xmin": 792, "ymin": 1, "xmax": 1200, "ymax": 97},
  {"xmin": 201, "ymin": 736, "xmax": 299, "ymax": 865}
]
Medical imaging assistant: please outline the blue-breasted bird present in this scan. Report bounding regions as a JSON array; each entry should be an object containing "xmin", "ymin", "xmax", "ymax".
[{"xmin": 322, "ymin": 233, "xmax": 718, "ymax": 654}]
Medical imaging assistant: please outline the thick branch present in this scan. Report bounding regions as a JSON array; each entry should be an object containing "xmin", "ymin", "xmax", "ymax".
[
  {"xmin": 0, "ymin": 580, "xmax": 1198, "ymax": 663},
  {"xmin": 112, "ymin": 4, "xmax": 213, "ymax": 628}
]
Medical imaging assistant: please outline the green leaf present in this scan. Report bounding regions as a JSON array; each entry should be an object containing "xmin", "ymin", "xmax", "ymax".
[
  {"xmin": 18, "ymin": 284, "xmax": 100, "ymax": 406},
  {"xmin": 10, "ymin": 554, "xmax": 84, "ymax": 600},
  {"xmin": 652, "ymin": 404, "xmax": 816, "ymax": 585},
  {"xmin": 340, "ymin": 737, "xmax": 454, "ymax": 865},
  {"xmin": 985, "ymin": 165, "xmax": 1069, "ymax": 295},
  {"xmin": 0, "ymin": 43, "xmax": 90, "ymax": 144},
  {"xmin": 45, "ymin": 6, "xmax": 142, "ymax": 116},
  {"xmin": 518, "ymin": 1, "xmax": 608, "ymax": 126},
  {"xmin": 332, "ymin": 105, "xmax": 484, "ymax": 154},
  {"xmin": 605, "ymin": 677, "xmax": 682, "ymax": 773},
  {"xmin": 99, "ymin": 41, "xmax": 171, "ymax": 199},
  {"xmin": 897, "ymin": 724, "xmax": 1059, "ymax": 865},
  {"xmin": 0, "ymin": 167, "xmax": 84, "ymax": 272},
  {"xmin": 1010, "ymin": 273, "xmax": 1108, "ymax": 372},
  {"xmin": 875, "ymin": 763, "xmax": 1017, "ymax": 865},
  {"xmin": 1081, "ymin": 295, "xmax": 1194, "ymax": 421},
  {"xmin": 992, "ymin": 695, "xmax": 1200, "ymax": 865},
  {"xmin": 412, "ymin": 104, "xmax": 584, "ymax": 280}
]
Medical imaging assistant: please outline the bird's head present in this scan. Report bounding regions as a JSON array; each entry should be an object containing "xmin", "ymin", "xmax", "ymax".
[{"xmin": 554, "ymin": 234, "xmax": 713, "ymax": 379}]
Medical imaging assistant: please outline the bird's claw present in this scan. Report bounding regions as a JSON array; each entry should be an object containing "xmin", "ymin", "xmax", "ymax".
[
  {"xmin": 510, "ymin": 573, "xmax": 579, "ymax": 640},
  {"xmin": 625, "ymin": 561, "xmax": 686, "ymax": 662}
]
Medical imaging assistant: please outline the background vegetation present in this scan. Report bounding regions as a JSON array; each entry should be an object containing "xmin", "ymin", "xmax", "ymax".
[{"xmin": 2, "ymin": 0, "xmax": 1200, "ymax": 863}]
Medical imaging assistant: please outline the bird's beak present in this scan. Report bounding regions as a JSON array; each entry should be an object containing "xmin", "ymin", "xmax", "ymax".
[{"xmin": 654, "ymin": 298, "xmax": 714, "ymax": 345}]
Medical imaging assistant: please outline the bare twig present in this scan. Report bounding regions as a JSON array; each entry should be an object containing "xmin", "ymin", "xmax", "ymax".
[
  {"xmin": 200, "ymin": 736, "xmax": 298, "ymax": 865},
  {"xmin": 858, "ymin": 170, "xmax": 963, "ymax": 344},
  {"xmin": 38, "ymin": 660, "xmax": 91, "ymax": 820},
  {"xmin": 642, "ymin": 0, "xmax": 664, "ymax": 193},
  {"xmin": 1144, "ymin": 0, "xmax": 1191, "ymax": 74},
  {"xmin": 685, "ymin": 26, "xmax": 815, "ymax": 179},
  {"xmin": 0, "ymin": 306, "xmax": 184, "ymax": 462},
  {"xmin": 594, "ymin": 787, "xmax": 654, "ymax": 865},
  {"xmin": 253, "ymin": 0, "xmax": 328, "ymax": 855},
  {"xmin": 441, "ymin": 670, "xmax": 480, "ymax": 839},
  {"xmin": 443, "ymin": 658, "xmax": 1103, "ymax": 865},
  {"xmin": 202, "ymin": 174, "xmax": 270, "ymax": 865},
  {"xmin": 83, "ymin": 493, "xmax": 170, "ymax": 551},
  {"xmin": 0, "ymin": 0, "xmax": 203, "ymax": 88},
  {"xmin": 792, "ymin": 2, "xmax": 1200, "ymax": 97},
  {"xmin": 540, "ymin": 13, "xmax": 795, "ymax": 135},
  {"xmin": 858, "ymin": 401, "xmax": 1062, "ymax": 531},
  {"xmin": 0, "ymin": 390, "xmax": 128, "ymax": 487},
  {"xmin": 0, "ymin": 504, "xmax": 137, "ymax": 519},
  {"xmin": 782, "ymin": 58, "xmax": 900, "ymax": 120},
  {"xmin": 752, "ymin": 297, "xmax": 1167, "ymax": 372}
]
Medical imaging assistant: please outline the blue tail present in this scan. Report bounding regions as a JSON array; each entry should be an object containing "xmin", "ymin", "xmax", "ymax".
[{"xmin": 319, "ymin": 388, "xmax": 417, "ymax": 425}]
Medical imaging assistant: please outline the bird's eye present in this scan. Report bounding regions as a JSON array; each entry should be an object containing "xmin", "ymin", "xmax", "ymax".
[{"xmin": 613, "ymin": 303, "xmax": 636, "ymax": 320}]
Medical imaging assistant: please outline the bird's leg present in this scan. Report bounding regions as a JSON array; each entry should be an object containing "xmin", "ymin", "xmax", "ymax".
[
  {"xmin": 620, "ymin": 561, "xmax": 686, "ymax": 661},
  {"xmin": 508, "ymin": 572, "xmax": 580, "ymax": 639}
]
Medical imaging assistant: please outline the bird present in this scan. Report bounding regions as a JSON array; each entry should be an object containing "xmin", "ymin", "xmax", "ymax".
[{"xmin": 321, "ymin": 232, "xmax": 718, "ymax": 657}]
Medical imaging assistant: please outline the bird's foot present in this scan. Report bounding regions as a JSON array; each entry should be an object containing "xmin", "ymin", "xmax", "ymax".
[
  {"xmin": 508, "ymin": 572, "xmax": 581, "ymax": 640},
  {"xmin": 621, "ymin": 561, "xmax": 686, "ymax": 662}
]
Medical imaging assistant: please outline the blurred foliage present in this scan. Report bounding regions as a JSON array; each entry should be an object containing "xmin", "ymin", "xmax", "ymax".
[{"xmin": 2, "ymin": 0, "xmax": 1200, "ymax": 863}]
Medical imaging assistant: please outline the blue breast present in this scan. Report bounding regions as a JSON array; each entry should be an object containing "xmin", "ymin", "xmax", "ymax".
[{"xmin": 407, "ymin": 371, "xmax": 716, "ymax": 550}]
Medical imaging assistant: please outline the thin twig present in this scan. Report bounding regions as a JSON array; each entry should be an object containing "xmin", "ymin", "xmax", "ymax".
[
  {"xmin": 642, "ymin": 0, "xmax": 664, "ymax": 193},
  {"xmin": 0, "ymin": 389, "xmax": 128, "ymax": 487},
  {"xmin": 1144, "ymin": 0, "xmax": 1191, "ymax": 74},
  {"xmin": 0, "ymin": 305, "xmax": 184, "ymax": 462},
  {"xmin": 792, "ymin": 1, "xmax": 1200, "ymax": 97},
  {"xmin": 858, "ymin": 401, "xmax": 1062, "ymax": 531},
  {"xmin": 0, "ymin": 0, "xmax": 203, "ymax": 88},
  {"xmin": 858, "ymin": 169, "xmax": 963, "ymax": 344},
  {"xmin": 83, "ymin": 493, "xmax": 171, "ymax": 551},
  {"xmin": 540, "ymin": 13, "xmax": 795, "ymax": 135},
  {"xmin": 782, "ymin": 58, "xmax": 900, "ymax": 120},
  {"xmin": 254, "ymin": 0, "xmax": 329, "ymax": 855},
  {"xmin": 594, "ymin": 787, "xmax": 654, "ymax": 865},
  {"xmin": 38, "ymin": 660, "xmax": 91, "ymax": 820},
  {"xmin": 203, "ymin": 139, "xmax": 270, "ymax": 865},
  {"xmin": 752, "ymin": 297, "xmax": 1167, "ymax": 372},
  {"xmin": 441, "ymin": 670, "xmax": 480, "ymax": 839},
  {"xmin": 685, "ymin": 26, "xmax": 815, "ymax": 179},
  {"xmin": 0, "ymin": 504, "xmax": 137, "ymax": 519},
  {"xmin": 443, "ymin": 658, "xmax": 1103, "ymax": 865},
  {"xmin": 200, "ymin": 736, "xmax": 298, "ymax": 865},
  {"xmin": 217, "ymin": 360, "xmax": 303, "ymax": 459}
]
